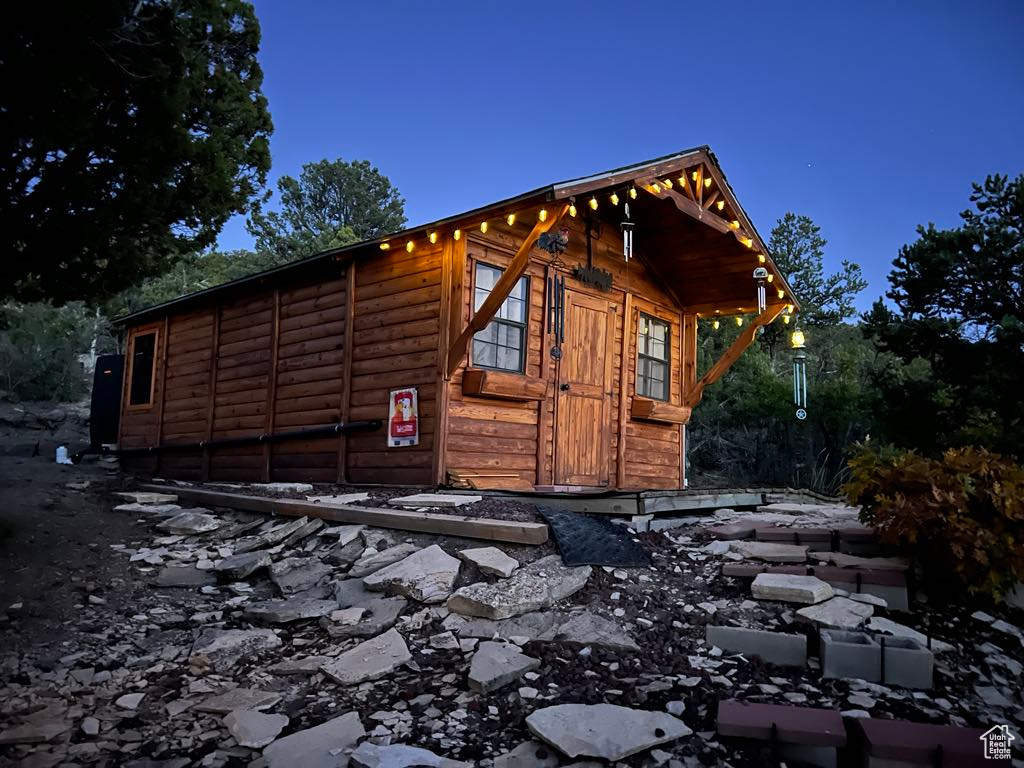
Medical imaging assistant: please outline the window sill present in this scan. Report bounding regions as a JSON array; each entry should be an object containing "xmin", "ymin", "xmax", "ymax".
[
  {"xmin": 462, "ymin": 368, "xmax": 547, "ymax": 402},
  {"xmin": 630, "ymin": 398, "xmax": 691, "ymax": 425}
]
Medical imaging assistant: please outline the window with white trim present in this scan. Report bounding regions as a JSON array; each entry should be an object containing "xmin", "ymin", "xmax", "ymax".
[
  {"xmin": 637, "ymin": 313, "xmax": 669, "ymax": 400},
  {"xmin": 472, "ymin": 263, "xmax": 528, "ymax": 373}
]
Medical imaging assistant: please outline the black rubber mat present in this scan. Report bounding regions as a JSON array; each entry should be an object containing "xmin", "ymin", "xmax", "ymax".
[{"xmin": 537, "ymin": 507, "xmax": 652, "ymax": 567}]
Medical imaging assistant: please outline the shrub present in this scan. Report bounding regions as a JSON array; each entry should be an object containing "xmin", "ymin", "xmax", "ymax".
[{"xmin": 844, "ymin": 445, "xmax": 1024, "ymax": 600}]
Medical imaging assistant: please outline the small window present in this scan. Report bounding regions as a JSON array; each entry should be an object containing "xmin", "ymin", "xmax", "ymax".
[
  {"xmin": 472, "ymin": 263, "xmax": 528, "ymax": 373},
  {"xmin": 637, "ymin": 314, "xmax": 670, "ymax": 401},
  {"xmin": 128, "ymin": 331, "xmax": 157, "ymax": 407}
]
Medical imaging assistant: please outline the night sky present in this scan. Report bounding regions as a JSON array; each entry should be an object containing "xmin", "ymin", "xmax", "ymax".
[{"xmin": 217, "ymin": 1, "xmax": 1024, "ymax": 310}]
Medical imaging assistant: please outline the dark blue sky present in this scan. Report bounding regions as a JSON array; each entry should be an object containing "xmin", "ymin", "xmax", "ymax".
[{"xmin": 218, "ymin": 1, "xmax": 1024, "ymax": 310}]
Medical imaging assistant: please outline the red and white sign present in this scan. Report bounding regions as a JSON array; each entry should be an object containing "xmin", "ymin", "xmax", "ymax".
[{"xmin": 387, "ymin": 387, "xmax": 419, "ymax": 447}]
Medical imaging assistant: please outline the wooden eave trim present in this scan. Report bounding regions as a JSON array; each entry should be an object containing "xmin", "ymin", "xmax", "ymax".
[{"xmin": 550, "ymin": 148, "xmax": 705, "ymax": 200}]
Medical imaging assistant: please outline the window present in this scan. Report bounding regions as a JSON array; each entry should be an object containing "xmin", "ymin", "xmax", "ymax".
[
  {"xmin": 637, "ymin": 314, "xmax": 670, "ymax": 400},
  {"xmin": 128, "ymin": 331, "xmax": 157, "ymax": 407},
  {"xmin": 472, "ymin": 263, "xmax": 528, "ymax": 373}
]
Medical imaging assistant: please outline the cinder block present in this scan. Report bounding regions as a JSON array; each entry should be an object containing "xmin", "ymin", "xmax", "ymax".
[
  {"xmin": 756, "ymin": 527, "xmax": 833, "ymax": 546},
  {"xmin": 717, "ymin": 699, "xmax": 844, "ymax": 768},
  {"xmin": 880, "ymin": 636, "xmax": 933, "ymax": 689},
  {"xmin": 706, "ymin": 625, "xmax": 807, "ymax": 667},
  {"xmin": 821, "ymin": 629, "xmax": 881, "ymax": 681}
]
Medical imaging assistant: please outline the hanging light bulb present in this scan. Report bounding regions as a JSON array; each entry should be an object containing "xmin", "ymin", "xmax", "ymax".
[
  {"xmin": 610, "ymin": 192, "xmax": 619, "ymax": 206},
  {"xmin": 507, "ymin": 213, "xmax": 516, "ymax": 226},
  {"xmin": 731, "ymin": 220, "xmax": 740, "ymax": 229},
  {"xmin": 663, "ymin": 178, "xmax": 673, "ymax": 189},
  {"xmin": 589, "ymin": 197, "xmax": 598, "ymax": 210},
  {"xmin": 429, "ymin": 231, "xmax": 438, "ymax": 244},
  {"xmin": 629, "ymin": 186, "xmax": 637, "ymax": 199},
  {"xmin": 791, "ymin": 329, "xmax": 806, "ymax": 349},
  {"xmin": 767, "ymin": 274, "xmax": 774, "ymax": 283},
  {"xmin": 538, "ymin": 209, "xmax": 548, "ymax": 222},
  {"xmin": 691, "ymin": 170, "xmax": 700, "ymax": 181},
  {"xmin": 777, "ymin": 288, "xmax": 785, "ymax": 299},
  {"xmin": 792, "ymin": 329, "xmax": 808, "ymax": 420},
  {"xmin": 717, "ymin": 200, "xmax": 726, "ymax": 211},
  {"xmin": 568, "ymin": 203, "xmax": 576, "ymax": 218},
  {"xmin": 379, "ymin": 242, "xmax": 390, "ymax": 250},
  {"xmin": 712, "ymin": 319, "xmax": 720, "ymax": 330},
  {"xmin": 784, "ymin": 314, "xmax": 791, "ymax": 324},
  {"xmin": 742, "ymin": 237, "xmax": 754, "ymax": 248},
  {"xmin": 406, "ymin": 240, "xmax": 414, "ymax": 253},
  {"xmin": 652, "ymin": 183, "xmax": 661, "ymax": 194},
  {"xmin": 704, "ymin": 176, "xmax": 712, "ymax": 188},
  {"xmin": 453, "ymin": 229, "xmax": 462, "ymax": 241},
  {"xmin": 758, "ymin": 253, "xmax": 767, "ymax": 264},
  {"xmin": 480, "ymin": 221, "xmax": 489, "ymax": 233},
  {"xmin": 736, "ymin": 316, "xmax": 744, "ymax": 327}
]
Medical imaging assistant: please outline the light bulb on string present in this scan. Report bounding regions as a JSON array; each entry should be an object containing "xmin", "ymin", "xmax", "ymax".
[
  {"xmin": 629, "ymin": 187, "xmax": 637, "ymax": 199},
  {"xmin": 712, "ymin": 320, "xmax": 720, "ymax": 330},
  {"xmin": 610, "ymin": 192, "xmax": 619, "ymax": 205},
  {"xmin": 480, "ymin": 221, "xmax": 489, "ymax": 233},
  {"xmin": 507, "ymin": 213, "xmax": 516, "ymax": 226},
  {"xmin": 663, "ymin": 178, "xmax": 673, "ymax": 189},
  {"xmin": 717, "ymin": 200, "xmax": 725, "ymax": 211},
  {"xmin": 406, "ymin": 241, "xmax": 414, "ymax": 253},
  {"xmin": 453, "ymin": 229, "xmax": 461, "ymax": 241},
  {"xmin": 538, "ymin": 209, "xmax": 548, "ymax": 222},
  {"xmin": 429, "ymin": 231, "xmax": 438, "ymax": 244},
  {"xmin": 568, "ymin": 203, "xmax": 577, "ymax": 218}
]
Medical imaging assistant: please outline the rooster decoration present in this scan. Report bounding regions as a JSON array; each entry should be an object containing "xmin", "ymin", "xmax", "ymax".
[{"xmin": 536, "ymin": 227, "xmax": 569, "ymax": 255}]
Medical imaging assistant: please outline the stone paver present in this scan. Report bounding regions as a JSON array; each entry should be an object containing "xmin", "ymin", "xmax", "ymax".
[
  {"xmin": 752, "ymin": 573, "xmax": 833, "ymax": 604},
  {"xmin": 447, "ymin": 555, "xmax": 591, "ymax": 620},
  {"xmin": 389, "ymin": 493, "xmax": 482, "ymax": 508},
  {"xmin": 363, "ymin": 544, "xmax": 461, "ymax": 604},
  {"xmin": 320, "ymin": 628, "xmax": 411, "ymax": 685},
  {"xmin": 526, "ymin": 703, "xmax": 691, "ymax": 761},
  {"xmin": 458, "ymin": 547, "xmax": 520, "ymax": 578}
]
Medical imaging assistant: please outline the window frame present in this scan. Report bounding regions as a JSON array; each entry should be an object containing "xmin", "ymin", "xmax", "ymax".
[
  {"xmin": 470, "ymin": 261, "xmax": 529, "ymax": 375},
  {"xmin": 636, "ymin": 312, "xmax": 671, "ymax": 402},
  {"xmin": 126, "ymin": 327, "xmax": 160, "ymax": 411}
]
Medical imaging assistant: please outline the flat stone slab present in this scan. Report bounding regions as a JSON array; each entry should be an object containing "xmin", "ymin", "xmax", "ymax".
[
  {"xmin": 321, "ymin": 597, "xmax": 406, "ymax": 640},
  {"xmin": 350, "ymin": 741, "xmax": 473, "ymax": 767},
  {"xmin": 553, "ymin": 611, "xmax": 639, "ymax": 651},
  {"xmin": 258, "ymin": 482, "xmax": 314, "ymax": 493},
  {"xmin": 493, "ymin": 741, "xmax": 561, "ymax": 768},
  {"xmin": 223, "ymin": 710, "xmax": 288, "ymax": 749},
  {"xmin": 262, "ymin": 711, "xmax": 364, "ymax": 768},
  {"xmin": 752, "ymin": 573, "xmax": 833, "ymax": 604},
  {"xmin": 215, "ymin": 551, "xmax": 271, "ymax": 579},
  {"xmin": 320, "ymin": 628, "xmax": 411, "ymax": 685},
  {"xmin": 114, "ymin": 503, "xmax": 182, "ymax": 516},
  {"xmin": 808, "ymin": 552, "xmax": 909, "ymax": 571},
  {"xmin": 190, "ymin": 628, "xmax": 282, "ymax": 672},
  {"xmin": 320, "ymin": 524, "xmax": 366, "ymax": 546},
  {"xmin": 350, "ymin": 543, "xmax": 421, "ymax": 578},
  {"xmin": 234, "ymin": 516, "xmax": 310, "ymax": 553},
  {"xmin": 115, "ymin": 692, "xmax": 146, "ymax": 710},
  {"xmin": 526, "ymin": 704, "xmax": 691, "ymax": 761},
  {"xmin": 194, "ymin": 687, "xmax": 281, "ymax": 714},
  {"xmin": 729, "ymin": 541, "xmax": 809, "ymax": 563},
  {"xmin": 156, "ymin": 510, "xmax": 222, "ymax": 534},
  {"xmin": 266, "ymin": 656, "xmax": 331, "ymax": 675},
  {"xmin": 156, "ymin": 566, "xmax": 217, "ymax": 588},
  {"xmin": 334, "ymin": 578, "xmax": 377, "ymax": 608},
  {"xmin": 363, "ymin": 544, "xmax": 460, "ymax": 603},
  {"xmin": 243, "ymin": 597, "xmax": 338, "ymax": 624},
  {"xmin": 867, "ymin": 617, "xmax": 954, "ymax": 653},
  {"xmin": 270, "ymin": 557, "xmax": 334, "ymax": 595},
  {"xmin": 469, "ymin": 641, "xmax": 542, "ymax": 693},
  {"xmin": 796, "ymin": 597, "xmax": 874, "ymax": 630},
  {"xmin": 390, "ymin": 493, "xmax": 482, "ymax": 508},
  {"xmin": 114, "ymin": 491, "xmax": 179, "ymax": 504},
  {"xmin": 447, "ymin": 555, "xmax": 591, "ymax": 620},
  {"xmin": 0, "ymin": 721, "xmax": 70, "ymax": 745},
  {"xmin": 307, "ymin": 493, "xmax": 371, "ymax": 505},
  {"xmin": 459, "ymin": 547, "xmax": 520, "ymax": 577}
]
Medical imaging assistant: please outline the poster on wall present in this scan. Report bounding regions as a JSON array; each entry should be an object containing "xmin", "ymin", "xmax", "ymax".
[{"xmin": 387, "ymin": 387, "xmax": 419, "ymax": 447}]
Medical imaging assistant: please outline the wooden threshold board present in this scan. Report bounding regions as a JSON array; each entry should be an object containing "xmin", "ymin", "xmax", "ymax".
[{"xmin": 138, "ymin": 484, "xmax": 549, "ymax": 546}]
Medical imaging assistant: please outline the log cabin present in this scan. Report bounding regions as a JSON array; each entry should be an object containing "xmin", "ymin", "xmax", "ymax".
[{"xmin": 114, "ymin": 147, "xmax": 798, "ymax": 491}]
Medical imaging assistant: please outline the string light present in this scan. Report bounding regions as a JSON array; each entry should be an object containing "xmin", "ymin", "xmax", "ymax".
[
  {"xmin": 480, "ymin": 221, "xmax": 489, "ymax": 233},
  {"xmin": 736, "ymin": 316, "xmax": 744, "ymax": 326},
  {"xmin": 589, "ymin": 197, "xmax": 598, "ymax": 210},
  {"xmin": 731, "ymin": 220, "xmax": 740, "ymax": 229},
  {"xmin": 742, "ymin": 237, "xmax": 753, "ymax": 248},
  {"xmin": 379, "ymin": 242, "xmax": 390, "ymax": 250},
  {"xmin": 506, "ymin": 213, "xmax": 516, "ymax": 226},
  {"xmin": 758, "ymin": 253, "xmax": 767, "ymax": 264},
  {"xmin": 784, "ymin": 314, "xmax": 791, "ymax": 324},
  {"xmin": 538, "ymin": 209, "xmax": 548, "ymax": 222},
  {"xmin": 610, "ymin": 192, "xmax": 619, "ymax": 205},
  {"xmin": 429, "ymin": 231, "xmax": 438, "ymax": 244},
  {"xmin": 712, "ymin": 320, "xmax": 720, "ymax": 330},
  {"xmin": 651, "ymin": 183, "xmax": 661, "ymax": 193},
  {"xmin": 568, "ymin": 203, "xmax": 577, "ymax": 218},
  {"xmin": 453, "ymin": 229, "xmax": 461, "ymax": 241},
  {"xmin": 691, "ymin": 170, "xmax": 700, "ymax": 181},
  {"xmin": 717, "ymin": 200, "xmax": 725, "ymax": 211},
  {"xmin": 406, "ymin": 240, "xmax": 414, "ymax": 253},
  {"xmin": 704, "ymin": 177, "xmax": 712, "ymax": 188},
  {"xmin": 663, "ymin": 178, "xmax": 673, "ymax": 189},
  {"xmin": 629, "ymin": 187, "xmax": 637, "ymax": 199},
  {"xmin": 777, "ymin": 289, "xmax": 785, "ymax": 299},
  {"xmin": 767, "ymin": 274, "xmax": 774, "ymax": 283}
]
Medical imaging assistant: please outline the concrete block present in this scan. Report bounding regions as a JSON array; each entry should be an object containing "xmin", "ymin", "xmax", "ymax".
[
  {"xmin": 821, "ymin": 630, "xmax": 881, "ymax": 682},
  {"xmin": 706, "ymin": 625, "xmax": 807, "ymax": 667},
  {"xmin": 880, "ymin": 636, "xmax": 933, "ymax": 689},
  {"xmin": 755, "ymin": 527, "xmax": 832, "ymax": 546}
]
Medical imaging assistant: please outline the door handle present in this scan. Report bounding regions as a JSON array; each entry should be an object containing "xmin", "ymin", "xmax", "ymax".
[{"xmin": 559, "ymin": 383, "xmax": 570, "ymax": 391}]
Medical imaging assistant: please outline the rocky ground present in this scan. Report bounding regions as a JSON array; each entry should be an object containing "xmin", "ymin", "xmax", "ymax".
[{"xmin": 1, "ymin": 453, "xmax": 1023, "ymax": 767}]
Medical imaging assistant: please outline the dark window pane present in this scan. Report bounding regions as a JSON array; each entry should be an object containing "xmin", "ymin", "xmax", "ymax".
[{"xmin": 129, "ymin": 332, "xmax": 156, "ymax": 406}]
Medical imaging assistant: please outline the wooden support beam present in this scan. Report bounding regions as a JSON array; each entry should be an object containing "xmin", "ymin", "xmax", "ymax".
[
  {"xmin": 434, "ymin": 236, "xmax": 463, "ymax": 485},
  {"xmin": 446, "ymin": 204, "xmax": 569, "ymax": 376},
  {"xmin": 616, "ymin": 292, "xmax": 633, "ymax": 489},
  {"xmin": 201, "ymin": 309, "xmax": 221, "ymax": 482},
  {"xmin": 683, "ymin": 303, "xmax": 786, "ymax": 410},
  {"xmin": 637, "ymin": 177, "xmax": 732, "ymax": 235},
  {"xmin": 261, "ymin": 289, "xmax": 281, "ymax": 483},
  {"xmin": 154, "ymin": 316, "xmax": 169, "ymax": 476},
  {"xmin": 138, "ymin": 484, "xmax": 549, "ymax": 545},
  {"xmin": 702, "ymin": 189, "xmax": 721, "ymax": 211},
  {"xmin": 337, "ymin": 266, "xmax": 356, "ymax": 484}
]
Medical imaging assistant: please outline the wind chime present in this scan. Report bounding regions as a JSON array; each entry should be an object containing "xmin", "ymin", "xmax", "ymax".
[
  {"xmin": 753, "ymin": 266, "xmax": 768, "ymax": 313},
  {"xmin": 791, "ymin": 328, "xmax": 807, "ymax": 420},
  {"xmin": 621, "ymin": 202, "xmax": 634, "ymax": 261}
]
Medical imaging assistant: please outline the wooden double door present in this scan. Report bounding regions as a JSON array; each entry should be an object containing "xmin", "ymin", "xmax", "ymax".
[{"xmin": 554, "ymin": 289, "xmax": 616, "ymax": 486}]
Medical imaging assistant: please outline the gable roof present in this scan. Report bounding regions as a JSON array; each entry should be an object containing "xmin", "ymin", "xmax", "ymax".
[{"xmin": 116, "ymin": 146, "xmax": 797, "ymax": 325}]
